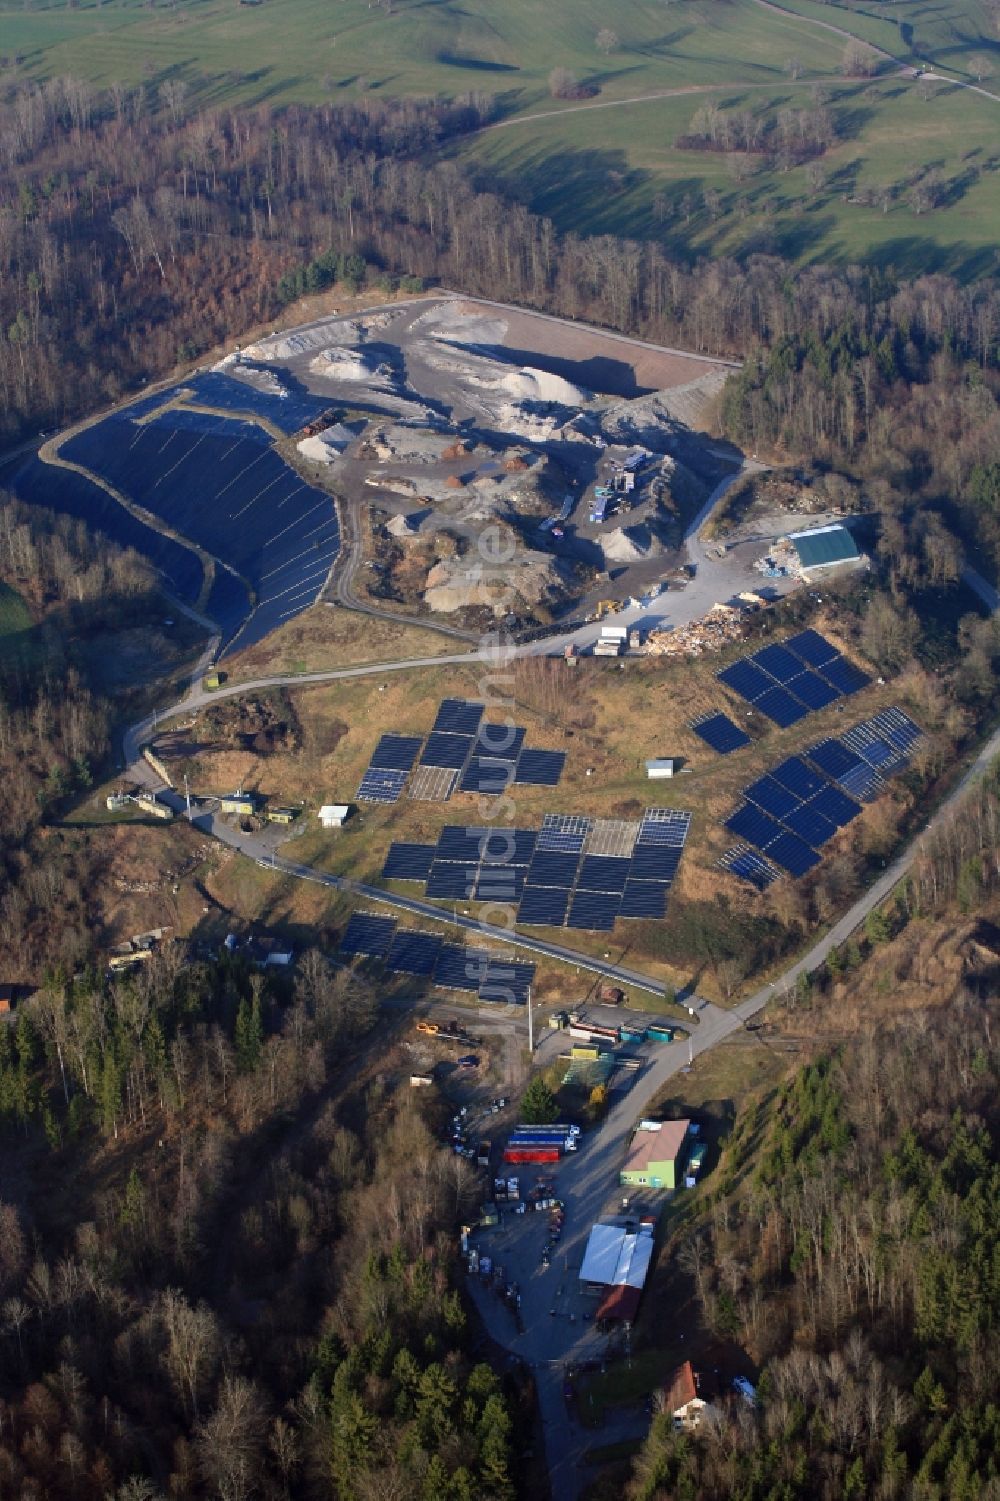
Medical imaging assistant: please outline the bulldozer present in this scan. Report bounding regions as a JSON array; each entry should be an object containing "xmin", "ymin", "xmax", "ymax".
[{"xmin": 415, "ymin": 1020, "xmax": 440, "ymax": 1036}]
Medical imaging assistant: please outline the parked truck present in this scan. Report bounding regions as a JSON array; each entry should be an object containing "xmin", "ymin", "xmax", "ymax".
[{"xmin": 594, "ymin": 626, "xmax": 626, "ymax": 658}]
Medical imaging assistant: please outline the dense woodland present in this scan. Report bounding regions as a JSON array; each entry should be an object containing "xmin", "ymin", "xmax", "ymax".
[
  {"xmin": 628, "ymin": 995, "xmax": 1000, "ymax": 1501},
  {"xmin": 0, "ymin": 945, "xmax": 520, "ymax": 1500},
  {"xmin": 0, "ymin": 496, "xmax": 162, "ymax": 972}
]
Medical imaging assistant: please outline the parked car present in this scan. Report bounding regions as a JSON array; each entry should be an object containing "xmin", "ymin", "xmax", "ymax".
[
  {"xmin": 457, "ymin": 1055, "xmax": 480, "ymax": 1069},
  {"xmin": 732, "ymin": 1377, "xmax": 757, "ymax": 1406}
]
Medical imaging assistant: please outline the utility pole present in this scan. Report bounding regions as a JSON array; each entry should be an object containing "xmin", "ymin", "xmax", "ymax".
[
  {"xmin": 527, "ymin": 985, "xmax": 534, "ymax": 1055},
  {"xmin": 183, "ymin": 773, "xmax": 191, "ymax": 820}
]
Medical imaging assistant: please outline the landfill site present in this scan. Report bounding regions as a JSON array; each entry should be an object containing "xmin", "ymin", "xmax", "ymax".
[{"xmin": 234, "ymin": 296, "xmax": 740, "ymax": 630}]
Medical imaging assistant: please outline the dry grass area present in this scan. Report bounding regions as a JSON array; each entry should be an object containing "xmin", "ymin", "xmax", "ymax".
[
  {"xmin": 166, "ymin": 617, "xmax": 954, "ymax": 985},
  {"xmin": 222, "ymin": 602, "xmax": 462, "ymax": 681}
]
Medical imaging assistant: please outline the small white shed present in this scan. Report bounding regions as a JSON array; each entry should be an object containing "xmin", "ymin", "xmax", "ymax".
[
  {"xmin": 318, "ymin": 803, "xmax": 349, "ymax": 828},
  {"xmin": 645, "ymin": 759, "xmax": 675, "ymax": 779}
]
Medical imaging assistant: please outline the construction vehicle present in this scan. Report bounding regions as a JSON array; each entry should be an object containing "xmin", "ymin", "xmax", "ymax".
[
  {"xmin": 415, "ymin": 1020, "xmax": 440, "ymax": 1036},
  {"xmin": 589, "ymin": 599, "xmax": 619, "ymax": 621}
]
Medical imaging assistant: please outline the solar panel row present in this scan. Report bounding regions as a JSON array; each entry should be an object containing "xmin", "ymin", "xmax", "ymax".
[
  {"xmin": 338, "ymin": 917, "xmax": 533, "ymax": 1002},
  {"xmin": 691, "ymin": 712, "xmax": 752, "ymax": 756},
  {"xmin": 720, "ymin": 846, "xmax": 780, "ymax": 891},
  {"xmin": 718, "ymin": 631, "xmax": 872, "ymax": 725},
  {"xmin": 357, "ymin": 768, "xmax": 408, "ymax": 803},
  {"xmin": 433, "ymin": 698, "xmax": 485, "ymax": 736}
]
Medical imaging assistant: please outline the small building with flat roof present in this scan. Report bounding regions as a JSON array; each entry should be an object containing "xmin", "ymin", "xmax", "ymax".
[
  {"xmin": 620, "ymin": 1118, "xmax": 691, "ymax": 1190},
  {"xmin": 318, "ymin": 803, "xmax": 349, "ymax": 828}
]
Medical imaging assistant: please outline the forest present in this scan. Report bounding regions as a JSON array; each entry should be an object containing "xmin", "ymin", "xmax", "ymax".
[
  {"xmin": 626, "ymin": 991, "xmax": 1000, "ymax": 1501},
  {"xmin": 0, "ymin": 941, "xmax": 520, "ymax": 1501}
]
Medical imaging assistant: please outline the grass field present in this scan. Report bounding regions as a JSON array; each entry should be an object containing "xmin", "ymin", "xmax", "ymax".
[
  {"xmin": 0, "ymin": 0, "xmax": 858, "ymax": 106},
  {"xmin": 3, "ymin": 0, "xmax": 997, "ymax": 269},
  {"xmin": 454, "ymin": 74, "xmax": 1000, "ymax": 275}
]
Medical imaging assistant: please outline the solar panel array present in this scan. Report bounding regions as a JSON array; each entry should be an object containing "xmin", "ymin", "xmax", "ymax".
[
  {"xmin": 719, "ymin": 846, "xmax": 780, "ymax": 891},
  {"xmin": 357, "ymin": 701, "xmax": 565, "ymax": 804},
  {"xmin": 722, "ymin": 706, "xmax": 922, "ymax": 886},
  {"xmin": 691, "ymin": 711, "xmax": 752, "ymax": 756},
  {"xmin": 518, "ymin": 807, "xmax": 691, "ymax": 930},
  {"xmin": 338, "ymin": 911, "xmax": 534, "ymax": 1003},
  {"xmin": 379, "ymin": 807, "xmax": 689, "ymax": 930},
  {"xmin": 56, "ymin": 406, "xmax": 340, "ymax": 653},
  {"xmin": 718, "ymin": 630, "xmax": 871, "ymax": 727}
]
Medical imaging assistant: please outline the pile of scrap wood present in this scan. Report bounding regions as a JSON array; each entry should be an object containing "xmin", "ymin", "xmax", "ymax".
[{"xmin": 641, "ymin": 601, "xmax": 755, "ymax": 657}]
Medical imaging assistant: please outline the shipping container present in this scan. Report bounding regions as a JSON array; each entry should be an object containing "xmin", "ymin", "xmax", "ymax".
[{"xmin": 503, "ymin": 1146, "xmax": 561, "ymax": 1164}]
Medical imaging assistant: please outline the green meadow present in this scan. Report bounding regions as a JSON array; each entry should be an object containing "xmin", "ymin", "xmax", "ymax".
[{"xmin": 2, "ymin": 0, "xmax": 997, "ymax": 270}]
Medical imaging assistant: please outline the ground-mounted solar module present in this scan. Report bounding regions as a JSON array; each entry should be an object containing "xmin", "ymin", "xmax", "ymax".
[
  {"xmin": 341, "ymin": 911, "xmax": 397, "ymax": 957},
  {"xmin": 871, "ymin": 707, "xmax": 922, "ymax": 754},
  {"xmin": 718, "ymin": 659, "xmax": 774, "ymax": 702},
  {"xmin": 771, "ymin": 756, "xmax": 827, "ymax": 801},
  {"xmin": 836, "ymin": 760, "xmax": 886, "ymax": 803},
  {"xmin": 537, "ymin": 813, "xmax": 593, "ymax": 852},
  {"xmin": 785, "ymin": 628, "xmax": 839, "ymax": 669},
  {"xmin": 515, "ymin": 749, "xmax": 566, "ymax": 787},
  {"xmin": 434, "ymin": 944, "xmax": 489, "ymax": 992},
  {"xmin": 619, "ymin": 881, "xmax": 669, "ymax": 919},
  {"xmin": 755, "ymin": 685, "xmax": 809, "ymax": 728},
  {"xmin": 526, "ymin": 849, "xmax": 580, "ymax": 888},
  {"xmin": 691, "ymin": 711, "xmax": 752, "ymax": 755},
  {"xmin": 473, "ymin": 865, "xmax": 526, "ymax": 902},
  {"xmin": 744, "ymin": 774, "xmax": 800, "ymax": 821},
  {"xmin": 567, "ymin": 890, "xmax": 620, "ymax": 930},
  {"xmin": 820, "ymin": 657, "xmax": 871, "ymax": 695},
  {"xmin": 387, "ymin": 930, "xmax": 443, "ymax": 976},
  {"xmin": 369, "ymin": 734, "xmax": 423, "ymax": 771},
  {"xmin": 751, "ymin": 642, "xmax": 804, "ymax": 683},
  {"xmin": 785, "ymin": 670, "xmax": 841, "ymax": 712},
  {"xmin": 806, "ymin": 737, "xmax": 860, "ymax": 780},
  {"xmin": 809, "ymin": 784, "xmax": 862, "ymax": 828},
  {"xmin": 479, "ymin": 958, "xmax": 535, "ymax": 1005},
  {"xmin": 408, "ymin": 765, "xmax": 459, "ymax": 801},
  {"xmin": 425, "ymin": 861, "xmax": 478, "ymax": 900},
  {"xmin": 783, "ymin": 802, "xmax": 839, "ymax": 848},
  {"xmin": 637, "ymin": 808, "xmax": 692, "ymax": 847},
  {"xmin": 421, "ymin": 731, "xmax": 474, "ymax": 770},
  {"xmin": 381, "ymin": 843, "xmax": 437, "ymax": 881},
  {"xmin": 584, "ymin": 819, "xmax": 641, "ymax": 857},
  {"xmin": 517, "ymin": 885, "xmax": 571, "ymax": 926},
  {"xmin": 725, "ymin": 803, "xmax": 785, "ymax": 850},
  {"xmin": 628, "ymin": 845, "xmax": 682, "ymax": 882},
  {"xmin": 357, "ymin": 768, "xmax": 408, "ymax": 803},
  {"xmin": 577, "ymin": 856, "xmax": 632, "ymax": 893},
  {"xmin": 436, "ymin": 825, "xmax": 489, "ymax": 863},
  {"xmin": 842, "ymin": 724, "xmax": 904, "ymax": 773},
  {"xmin": 765, "ymin": 832, "xmax": 821, "ymax": 877},
  {"xmin": 477, "ymin": 827, "xmax": 537, "ymax": 867},
  {"xmin": 460, "ymin": 756, "xmax": 517, "ymax": 794},
  {"xmin": 720, "ymin": 845, "xmax": 780, "ymax": 891},
  {"xmin": 476, "ymin": 723, "xmax": 526, "ymax": 759},
  {"xmin": 433, "ymin": 698, "xmax": 485, "ymax": 735}
]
